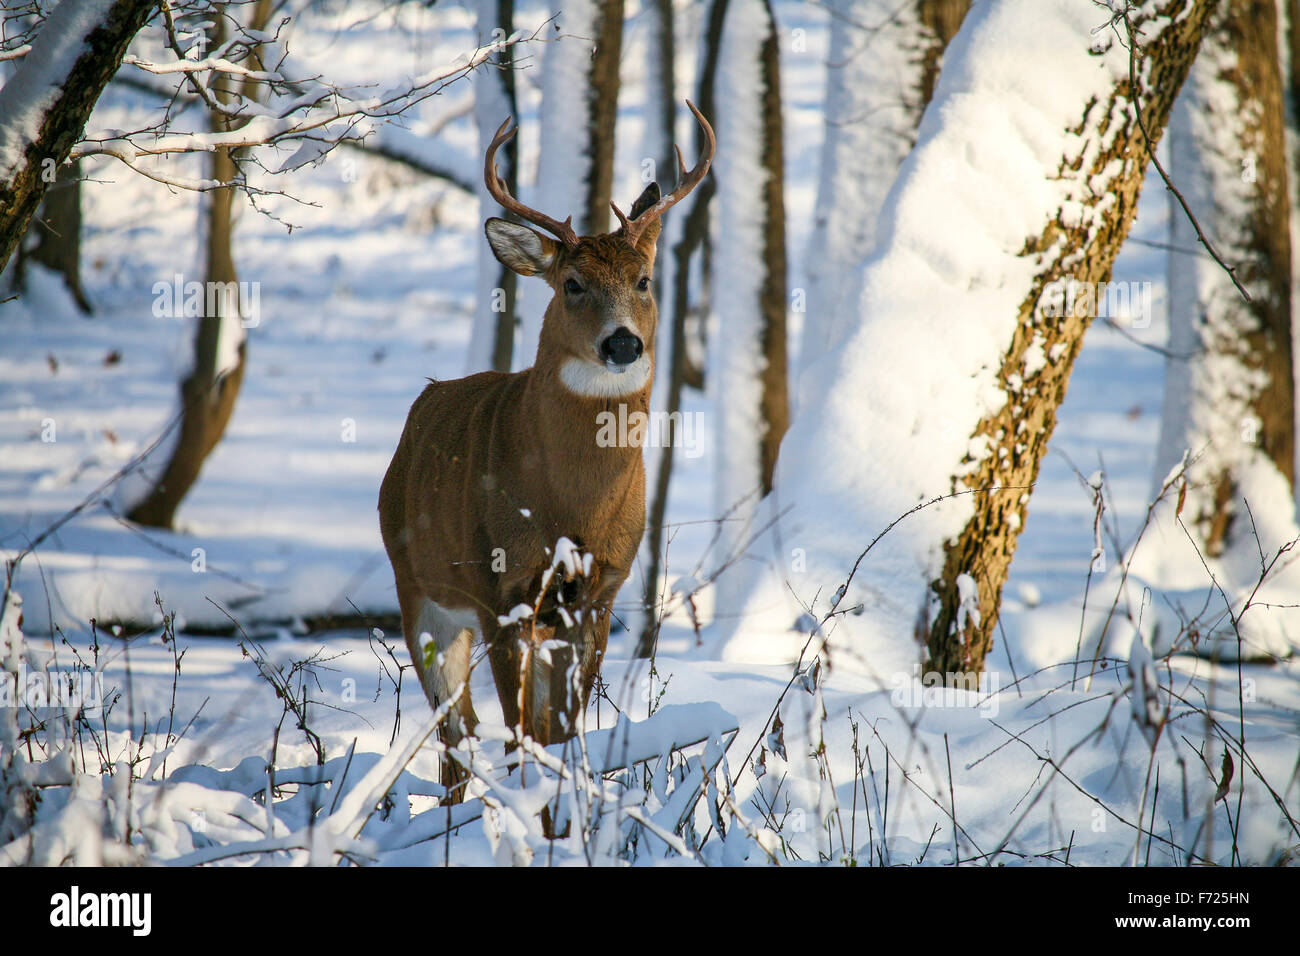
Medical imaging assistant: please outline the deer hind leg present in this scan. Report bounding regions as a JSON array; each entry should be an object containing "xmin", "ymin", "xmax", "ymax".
[
  {"xmin": 406, "ymin": 597, "xmax": 479, "ymax": 803},
  {"xmin": 577, "ymin": 609, "xmax": 611, "ymax": 710}
]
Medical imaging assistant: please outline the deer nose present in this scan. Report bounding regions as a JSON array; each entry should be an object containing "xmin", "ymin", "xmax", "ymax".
[{"xmin": 600, "ymin": 327, "xmax": 643, "ymax": 367}]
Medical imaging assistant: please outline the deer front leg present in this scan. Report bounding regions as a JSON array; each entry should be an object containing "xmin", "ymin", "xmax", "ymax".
[
  {"xmin": 484, "ymin": 551, "xmax": 618, "ymax": 750},
  {"xmin": 484, "ymin": 616, "xmax": 567, "ymax": 746}
]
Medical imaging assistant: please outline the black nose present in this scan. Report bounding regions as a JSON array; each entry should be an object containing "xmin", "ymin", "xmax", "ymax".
[{"xmin": 600, "ymin": 327, "xmax": 643, "ymax": 366}]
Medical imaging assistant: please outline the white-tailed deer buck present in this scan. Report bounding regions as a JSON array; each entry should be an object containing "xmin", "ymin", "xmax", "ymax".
[{"xmin": 379, "ymin": 101, "xmax": 715, "ymax": 802}]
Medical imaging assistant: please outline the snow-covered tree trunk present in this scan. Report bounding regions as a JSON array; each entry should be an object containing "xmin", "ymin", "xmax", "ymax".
[
  {"xmin": 715, "ymin": 0, "xmax": 1217, "ymax": 680},
  {"xmin": 708, "ymin": 0, "xmax": 787, "ymax": 613},
  {"xmin": 520, "ymin": 0, "xmax": 625, "ymax": 363},
  {"xmin": 0, "ymin": 0, "xmax": 157, "ymax": 272},
  {"xmin": 1159, "ymin": 0, "xmax": 1294, "ymax": 553},
  {"xmin": 799, "ymin": 0, "xmax": 968, "ymax": 378},
  {"xmin": 1110, "ymin": 0, "xmax": 1299, "ymax": 660},
  {"xmin": 678, "ymin": 0, "xmax": 729, "ymax": 391},
  {"xmin": 467, "ymin": 0, "xmax": 520, "ymax": 374}
]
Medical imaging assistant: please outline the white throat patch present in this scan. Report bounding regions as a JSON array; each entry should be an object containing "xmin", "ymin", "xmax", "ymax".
[{"xmin": 559, "ymin": 355, "xmax": 652, "ymax": 398}]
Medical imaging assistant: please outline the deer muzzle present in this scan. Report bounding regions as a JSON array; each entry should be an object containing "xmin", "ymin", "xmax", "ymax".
[{"xmin": 599, "ymin": 327, "xmax": 644, "ymax": 370}]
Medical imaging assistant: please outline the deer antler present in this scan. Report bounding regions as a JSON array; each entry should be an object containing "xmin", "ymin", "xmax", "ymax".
[
  {"xmin": 615, "ymin": 100, "xmax": 716, "ymax": 247},
  {"xmin": 484, "ymin": 119, "xmax": 580, "ymax": 249}
]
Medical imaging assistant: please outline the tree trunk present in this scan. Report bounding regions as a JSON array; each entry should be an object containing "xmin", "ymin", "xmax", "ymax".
[
  {"xmin": 17, "ymin": 158, "xmax": 92, "ymax": 313},
  {"xmin": 126, "ymin": 3, "xmax": 274, "ymax": 529},
  {"xmin": 467, "ymin": 0, "xmax": 520, "ymax": 374},
  {"xmin": 637, "ymin": 0, "xmax": 729, "ymax": 656},
  {"xmin": 125, "ymin": 152, "xmax": 247, "ymax": 529},
  {"xmin": 522, "ymin": 0, "xmax": 625, "ymax": 361},
  {"xmin": 642, "ymin": 0, "xmax": 676, "ymax": 331},
  {"xmin": 585, "ymin": 0, "xmax": 625, "ymax": 235},
  {"xmin": 633, "ymin": 0, "xmax": 677, "ymax": 652},
  {"xmin": 536, "ymin": 0, "xmax": 624, "ymax": 236},
  {"xmin": 715, "ymin": 0, "xmax": 1217, "ymax": 678},
  {"xmin": 646, "ymin": 0, "xmax": 676, "ymax": 186},
  {"xmin": 678, "ymin": 0, "xmax": 730, "ymax": 391},
  {"xmin": 920, "ymin": 4, "xmax": 1216, "ymax": 677},
  {"xmin": 0, "ymin": 0, "xmax": 157, "ymax": 273},
  {"xmin": 1094, "ymin": 0, "xmax": 1300, "ymax": 661},
  {"xmin": 755, "ymin": 1, "xmax": 788, "ymax": 494}
]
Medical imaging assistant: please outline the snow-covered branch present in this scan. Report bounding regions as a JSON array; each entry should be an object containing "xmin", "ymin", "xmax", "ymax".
[{"xmin": 73, "ymin": 10, "xmax": 552, "ymax": 195}]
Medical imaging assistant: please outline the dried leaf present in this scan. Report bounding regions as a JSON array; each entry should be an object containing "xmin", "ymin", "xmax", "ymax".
[
  {"xmin": 1214, "ymin": 748, "xmax": 1234, "ymax": 803},
  {"xmin": 767, "ymin": 712, "xmax": 787, "ymax": 761}
]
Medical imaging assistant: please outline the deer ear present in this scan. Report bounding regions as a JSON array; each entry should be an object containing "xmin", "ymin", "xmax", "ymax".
[
  {"xmin": 628, "ymin": 182, "xmax": 660, "ymax": 220},
  {"xmin": 485, "ymin": 218, "xmax": 558, "ymax": 276}
]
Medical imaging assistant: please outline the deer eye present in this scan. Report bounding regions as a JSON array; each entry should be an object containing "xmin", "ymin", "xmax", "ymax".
[
  {"xmin": 637, "ymin": 276, "xmax": 650, "ymax": 292},
  {"xmin": 564, "ymin": 278, "xmax": 584, "ymax": 295}
]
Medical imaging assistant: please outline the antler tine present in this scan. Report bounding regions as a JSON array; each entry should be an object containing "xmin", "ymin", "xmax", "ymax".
[
  {"xmin": 673, "ymin": 144, "xmax": 687, "ymax": 188},
  {"xmin": 609, "ymin": 201, "xmax": 632, "ymax": 234},
  {"xmin": 623, "ymin": 99, "xmax": 716, "ymax": 247},
  {"xmin": 484, "ymin": 117, "xmax": 580, "ymax": 248}
]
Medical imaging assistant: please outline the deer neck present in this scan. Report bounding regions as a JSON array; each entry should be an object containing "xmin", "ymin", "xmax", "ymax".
[{"xmin": 520, "ymin": 335, "xmax": 652, "ymax": 495}]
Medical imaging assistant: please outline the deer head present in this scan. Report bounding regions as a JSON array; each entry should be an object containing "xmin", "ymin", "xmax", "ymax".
[{"xmin": 482, "ymin": 101, "xmax": 715, "ymax": 398}]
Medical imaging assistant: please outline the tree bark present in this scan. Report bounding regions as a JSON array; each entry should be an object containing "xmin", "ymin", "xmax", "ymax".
[
  {"xmin": 916, "ymin": 0, "xmax": 969, "ymax": 107},
  {"xmin": 755, "ymin": 1, "xmax": 788, "ymax": 493},
  {"xmin": 0, "ymin": 0, "xmax": 157, "ymax": 273},
  {"xmin": 633, "ymin": 0, "xmax": 677, "ymax": 652},
  {"xmin": 585, "ymin": 0, "xmax": 625, "ymax": 235}
]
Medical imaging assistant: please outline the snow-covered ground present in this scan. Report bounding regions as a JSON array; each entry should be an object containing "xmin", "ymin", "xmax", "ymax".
[{"xmin": 1, "ymin": 1, "xmax": 1296, "ymax": 865}]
